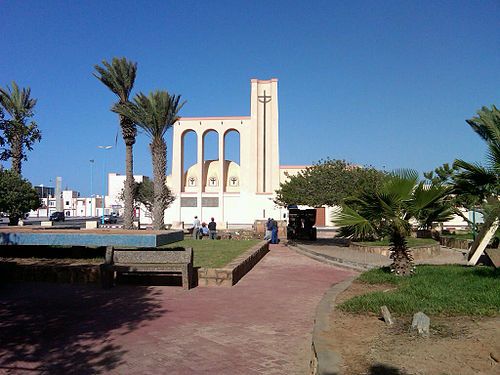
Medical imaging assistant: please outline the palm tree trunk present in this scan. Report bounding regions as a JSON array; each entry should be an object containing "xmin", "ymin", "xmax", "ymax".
[
  {"xmin": 151, "ymin": 137, "xmax": 167, "ymax": 230},
  {"xmin": 389, "ymin": 231, "xmax": 415, "ymax": 276},
  {"xmin": 11, "ymin": 132, "xmax": 22, "ymax": 175},
  {"xmin": 120, "ymin": 115, "xmax": 136, "ymax": 230},
  {"xmin": 123, "ymin": 139, "xmax": 135, "ymax": 229}
]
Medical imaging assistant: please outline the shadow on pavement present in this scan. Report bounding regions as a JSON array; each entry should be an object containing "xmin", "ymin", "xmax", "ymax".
[
  {"xmin": 369, "ymin": 363, "xmax": 408, "ymax": 375},
  {"xmin": 0, "ymin": 282, "xmax": 167, "ymax": 374}
]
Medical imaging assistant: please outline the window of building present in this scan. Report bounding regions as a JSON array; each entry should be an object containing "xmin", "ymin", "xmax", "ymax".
[
  {"xmin": 208, "ymin": 176, "xmax": 217, "ymax": 187},
  {"xmin": 49, "ymin": 201, "xmax": 55, "ymax": 207},
  {"xmin": 65, "ymin": 201, "xmax": 70, "ymax": 206},
  {"xmin": 188, "ymin": 177, "xmax": 196, "ymax": 187}
]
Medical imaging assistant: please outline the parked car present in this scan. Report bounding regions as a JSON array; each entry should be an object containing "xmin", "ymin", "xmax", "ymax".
[
  {"xmin": 49, "ymin": 211, "xmax": 65, "ymax": 222},
  {"xmin": 103, "ymin": 215, "xmax": 117, "ymax": 224}
]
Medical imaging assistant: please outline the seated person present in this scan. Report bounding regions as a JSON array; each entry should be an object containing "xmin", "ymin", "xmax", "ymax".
[{"xmin": 199, "ymin": 223, "xmax": 209, "ymax": 238}]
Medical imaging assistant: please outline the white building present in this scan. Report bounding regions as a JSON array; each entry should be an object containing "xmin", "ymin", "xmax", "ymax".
[{"xmin": 162, "ymin": 78, "xmax": 307, "ymax": 228}]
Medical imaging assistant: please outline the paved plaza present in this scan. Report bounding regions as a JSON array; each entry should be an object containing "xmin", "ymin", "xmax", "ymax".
[{"xmin": 0, "ymin": 244, "xmax": 356, "ymax": 375}]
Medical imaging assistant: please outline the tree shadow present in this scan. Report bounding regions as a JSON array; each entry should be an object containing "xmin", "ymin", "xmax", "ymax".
[
  {"xmin": 368, "ymin": 363, "xmax": 408, "ymax": 375},
  {"xmin": 0, "ymin": 282, "xmax": 167, "ymax": 374},
  {"xmin": 296, "ymin": 238, "xmax": 351, "ymax": 247}
]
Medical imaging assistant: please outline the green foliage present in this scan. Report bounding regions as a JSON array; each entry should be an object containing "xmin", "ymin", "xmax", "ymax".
[
  {"xmin": 93, "ymin": 57, "xmax": 137, "ymax": 103},
  {"xmin": 339, "ymin": 265, "xmax": 500, "ymax": 316},
  {"xmin": 120, "ymin": 178, "xmax": 175, "ymax": 214},
  {"xmin": 274, "ymin": 159, "xmax": 386, "ymax": 207},
  {"xmin": 335, "ymin": 170, "xmax": 453, "ymax": 240},
  {"xmin": 162, "ymin": 239, "xmax": 260, "ymax": 268},
  {"xmin": 453, "ymin": 105, "xmax": 500, "ymax": 219},
  {"xmin": 0, "ymin": 169, "xmax": 40, "ymax": 225},
  {"xmin": 0, "ymin": 81, "xmax": 41, "ymax": 174},
  {"xmin": 113, "ymin": 90, "xmax": 185, "ymax": 139}
]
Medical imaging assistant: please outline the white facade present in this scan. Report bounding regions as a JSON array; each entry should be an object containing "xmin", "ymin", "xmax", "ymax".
[
  {"xmin": 30, "ymin": 191, "xmax": 101, "ymax": 218},
  {"xmin": 164, "ymin": 78, "xmax": 292, "ymax": 228}
]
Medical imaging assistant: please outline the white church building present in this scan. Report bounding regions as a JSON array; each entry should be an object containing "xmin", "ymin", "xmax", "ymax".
[{"xmin": 163, "ymin": 78, "xmax": 312, "ymax": 228}]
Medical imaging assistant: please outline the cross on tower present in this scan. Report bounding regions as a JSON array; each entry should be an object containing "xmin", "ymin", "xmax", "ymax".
[{"xmin": 258, "ymin": 90, "xmax": 272, "ymax": 192}]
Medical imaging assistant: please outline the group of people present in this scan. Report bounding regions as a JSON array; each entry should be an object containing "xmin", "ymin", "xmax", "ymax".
[
  {"xmin": 192, "ymin": 216, "xmax": 217, "ymax": 240},
  {"xmin": 264, "ymin": 217, "xmax": 279, "ymax": 244}
]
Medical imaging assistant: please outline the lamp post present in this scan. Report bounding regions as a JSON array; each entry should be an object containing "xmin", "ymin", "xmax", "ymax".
[
  {"xmin": 97, "ymin": 146, "xmax": 112, "ymax": 224},
  {"xmin": 38, "ymin": 184, "xmax": 44, "ymax": 218},
  {"xmin": 89, "ymin": 159, "xmax": 95, "ymax": 217}
]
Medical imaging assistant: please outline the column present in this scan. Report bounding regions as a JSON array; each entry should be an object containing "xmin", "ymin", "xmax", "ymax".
[
  {"xmin": 197, "ymin": 130, "xmax": 204, "ymax": 218},
  {"xmin": 218, "ymin": 131, "xmax": 225, "ymax": 227}
]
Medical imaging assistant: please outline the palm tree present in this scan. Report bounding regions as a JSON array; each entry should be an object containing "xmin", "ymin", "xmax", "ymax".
[
  {"xmin": 454, "ymin": 105, "xmax": 499, "ymax": 202},
  {"xmin": 453, "ymin": 105, "xmax": 500, "ymax": 260},
  {"xmin": 113, "ymin": 91, "xmax": 184, "ymax": 230},
  {"xmin": 334, "ymin": 170, "xmax": 452, "ymax": 276},
  {"xmin": 0, "ymin": 81, "xmax": 41, "ymax": 175},
  {"xmin": 94, "ymin": 58, "xmax": 137, "ymax": 230}
]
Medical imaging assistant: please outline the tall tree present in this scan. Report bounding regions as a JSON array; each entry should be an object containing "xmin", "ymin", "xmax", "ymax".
[
  {"xmin": 113, "ymin": 90, "xmax": 184, "ymax": 230},
  {"xmin": 94, "ymin": 57, "xmax": 138, "ymax": 230},
  {"xmin": 0, "ymin": 82, "xmax": 41, "ymax": 175},
  {"xmin": 334, "ymin": 170, "xmax": 452, "ymax": 276},
  {"xmin": 275, "ymin": 159, "xmax": 386, "ymax": 207}
]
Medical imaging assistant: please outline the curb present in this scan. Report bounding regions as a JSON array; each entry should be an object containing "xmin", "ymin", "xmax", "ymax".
[
  {"xmin": 289, "ymin": 243, "xmax": 376, "ymax": 271},
  {"xmin": 310, "ymin": 275, "xmax": 358, "ymax": 375},
  {"xmin": 197, "ymin": 241, "xmax": 269, "ymax": 286}
]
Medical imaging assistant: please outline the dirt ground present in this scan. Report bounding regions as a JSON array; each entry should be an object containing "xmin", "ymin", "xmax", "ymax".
[{"xmin": 327, "ymin": 282, "xmax": 500, "ymax": 375}]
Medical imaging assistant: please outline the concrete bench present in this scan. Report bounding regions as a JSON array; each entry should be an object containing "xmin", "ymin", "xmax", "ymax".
[{"xmin": 101, "ymin": 246, "xmax": 193, "ymax": 289}]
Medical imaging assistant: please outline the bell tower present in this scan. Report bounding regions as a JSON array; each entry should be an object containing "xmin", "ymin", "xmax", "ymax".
[{"xmin": 249, "ymin": 78, "xmax": 279, "ymax": 193}]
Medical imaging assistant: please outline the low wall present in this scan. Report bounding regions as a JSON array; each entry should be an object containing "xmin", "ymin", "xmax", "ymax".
[
  {"xmin": 0, "ymin": 262, "xmax": 101, "ymax": 284},
  {"xmin": 350, "ymin": 242, "xmax": 441, "ymax": 260},
  {"xmin": 198, "ymin": 241, "xmax": 269, "ymax": 287},
  {"xmin": 440, "ymin": 237, "xmax": 472, "ymax": 250}
]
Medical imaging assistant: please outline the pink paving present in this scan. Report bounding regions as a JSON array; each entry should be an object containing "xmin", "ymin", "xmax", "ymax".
[{"xmin": 0, "ymin": 244, "xmax": 356, "ymax": 375}]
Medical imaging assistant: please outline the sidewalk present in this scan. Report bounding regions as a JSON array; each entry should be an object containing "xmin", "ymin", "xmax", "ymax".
[
  {"xmin": 0, "ymin": 243, "xmax": 356, "ymax": 375},
  {"xmin": 291, "ymin": 238, "xmax": 467, "ymax": 270}
]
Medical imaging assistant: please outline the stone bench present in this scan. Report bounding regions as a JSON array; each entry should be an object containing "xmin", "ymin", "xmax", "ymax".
[{"xmin": 101, "ymin": 246, "xmax": 193, "ymax": 289}]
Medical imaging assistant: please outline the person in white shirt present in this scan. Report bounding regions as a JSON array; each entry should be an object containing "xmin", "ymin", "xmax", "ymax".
[{"xmin": 192, "ymin": 216, "xmax": 201, "ymax": 239}]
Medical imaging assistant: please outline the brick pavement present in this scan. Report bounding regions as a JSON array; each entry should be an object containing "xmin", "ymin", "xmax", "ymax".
[{"xmin": 0, "ymin": 243, "xmax": 356, "ymax": 375}]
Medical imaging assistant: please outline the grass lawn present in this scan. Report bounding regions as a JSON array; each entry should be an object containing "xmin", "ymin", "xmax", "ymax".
[
  {"xmin": 162, "ymin": 239, "xmax": 261, "ymax": 268},
  {"xmin": 339, "ymin": 265, "xmax": 500, "ymax": 316},
  {"xmin": 359, "ymin": 237, "xmax": 438, "ymax": 247}
]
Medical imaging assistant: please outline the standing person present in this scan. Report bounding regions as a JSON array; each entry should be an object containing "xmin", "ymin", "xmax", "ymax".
[
  {"xmin": 264, "ymin": 218, "xmax": 273, "ymax": 241},
  {"xmin": 208, "ymin": 217, "xmax": 217, "ymax": 240},
  {"xmin": 271, "ymin": 219, "xmax": 279, "ymax": 244},
  {"xmin": 192, "ymin": 216, "xmax": 201, "ymax": 239}
]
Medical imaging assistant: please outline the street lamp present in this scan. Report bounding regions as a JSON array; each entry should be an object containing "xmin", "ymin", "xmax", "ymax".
[
  {"xmin": 38, "ymin": 184, "xmax": 44, "ymax": 218},
  {"xmin": 97, "ymin": 145, "xmax": 112, "ymax": 224},
  {"xmin": 89, "ymin": 159, "xmax": 94, "ymax": 217}
]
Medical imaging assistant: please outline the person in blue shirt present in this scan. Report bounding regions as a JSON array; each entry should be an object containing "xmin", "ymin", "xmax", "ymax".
[{"xmin": 271, "ymin": 219, "xmax": 279, "ymax": 244}]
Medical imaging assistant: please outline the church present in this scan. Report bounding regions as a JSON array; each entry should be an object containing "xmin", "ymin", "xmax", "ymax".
[{"xmin": 163, "ymin": 78, "xmax": 307, "ymax": 228}]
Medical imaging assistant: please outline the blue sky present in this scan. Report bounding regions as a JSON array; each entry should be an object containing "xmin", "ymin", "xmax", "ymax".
[{"xmin": 1, "ymin": 0, "xmax": 499, "ymax": 196}]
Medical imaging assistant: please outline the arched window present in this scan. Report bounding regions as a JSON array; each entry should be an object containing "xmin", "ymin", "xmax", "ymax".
[{"xmin": 188, "ymin": 177, "xmax": 196, "ymax": 187}]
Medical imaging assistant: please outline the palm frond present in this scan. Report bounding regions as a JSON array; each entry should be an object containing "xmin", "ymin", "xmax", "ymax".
[
  {"xmin": 465, "ymin": 105, "xmax": 500, "ymax": 146},
  {"xmin": 332, "ymin": 205, "xmax": 376, "ymax": 239},
  {"xmin": 112, "ymin": 90, "xmax": 185, "ymax": 141},
  {"xmin": 382, "ymin": 169, "xmax": 419, "ymax": 201},
  {"xmin": 94, "ymin": 57, "xmax": 137, "ymax": 103},
  {"xmin": 0, "ymin": 82, "xmax": 37, "ymax": 121}
]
